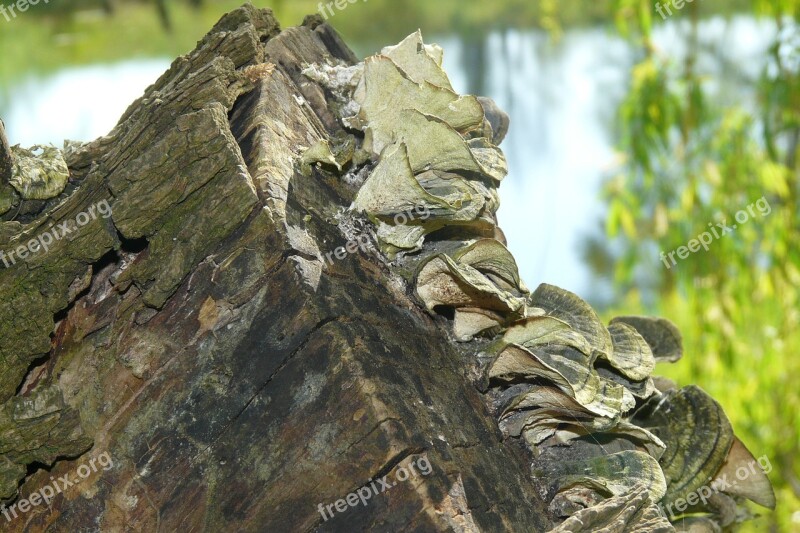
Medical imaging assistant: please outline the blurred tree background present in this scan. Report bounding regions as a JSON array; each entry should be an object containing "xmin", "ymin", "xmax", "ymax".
[
  {"xmin": 0, "ymin": 0, "xmax": 797, "ymax": 530},
  {"xmin": 595, "ymin": 2, "xmax": 799, "ymax": 532}
]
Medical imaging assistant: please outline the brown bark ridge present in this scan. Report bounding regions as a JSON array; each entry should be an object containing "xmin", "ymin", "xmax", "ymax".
[
  {"xmin": 0, "ymin": 5, "xmax": 551, "ymax": 532},
  {"xmin": 0, "ymin": 119, "xmax": 15, "ymax": 217},
  {"xmin": 0, "ymin": 119, "xmax": 11, "ymax": 184}
]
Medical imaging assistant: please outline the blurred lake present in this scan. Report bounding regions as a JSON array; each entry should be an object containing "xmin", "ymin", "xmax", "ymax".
[{"xmin": 0, "ymin": 15, "xmax": 774, "ymax": 302}]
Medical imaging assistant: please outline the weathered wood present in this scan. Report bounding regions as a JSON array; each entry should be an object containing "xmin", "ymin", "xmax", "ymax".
[
  {"xmin": 0, "ymin": 5, "xmax": 771, "ymax": 532},
  {"xmin": 0, "ymin": 119, "xmax": 10, "ymax": 184},
  {"xmin": 0, "ymin": 5, "xmax": 550, "ymax": 531},
  {"xmin": 0, "ymin": 119, "xmax": 14, "ymax": 218}
]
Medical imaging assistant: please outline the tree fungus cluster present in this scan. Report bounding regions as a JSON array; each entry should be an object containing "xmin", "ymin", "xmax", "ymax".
[{"xmin": 307, "ymin": 31, "xmax": 775, "ymax": 531}]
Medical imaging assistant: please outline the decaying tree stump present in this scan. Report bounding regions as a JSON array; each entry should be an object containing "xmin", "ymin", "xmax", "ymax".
[
  {"xmin": 0, "ymin": 120, "xmax": 14, "ymax": 216},
  {"xmin": 0, "ymin": 4, "xmax": 773, "ymax": 532},
  {"xmin": 0, "ymin": 120, "xmax": 11, "ymax": 183},
  {"xmin": 0, "ymin": 6, "xmax": 550, "ymax": 532}
]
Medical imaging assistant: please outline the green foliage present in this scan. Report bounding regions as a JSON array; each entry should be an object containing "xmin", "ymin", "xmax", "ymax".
[
  {"xmin": 601, "ymin": 1, "xmax": 800, "ymax": 530},
  {"xmin": 0, "ymin": 0, "xmax": 756, "ymax": 81}
]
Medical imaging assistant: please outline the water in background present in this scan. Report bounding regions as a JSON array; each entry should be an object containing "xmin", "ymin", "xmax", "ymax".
[
  {"xmin": 1, "ymin": 59, "xmax": 171, "ymax": 146},
  {"xmin": 0, "ymin": 16, "xmax": 773, "ymax": 302}
]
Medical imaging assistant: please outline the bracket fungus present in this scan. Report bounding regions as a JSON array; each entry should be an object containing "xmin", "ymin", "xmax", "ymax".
[
  {"xmin": 8, "ymin": 145, "xmax": 70, "ymax": 201},
  {"xmin": 549, "ymin": 485, "xmax": 674, "ymax": 532},
  {"xmin": 302, "ymin": 30, "xmax": 774, "ymax": 532}
]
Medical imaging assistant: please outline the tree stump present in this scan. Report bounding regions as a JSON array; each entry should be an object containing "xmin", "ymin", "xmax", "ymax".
[
  {"xmin": 0, "ymin": 4, "xmax": 773, "ymax": 532},
  {"xmin": 0, "ymin": 6, "xmax": 549, "ymax": 532}
]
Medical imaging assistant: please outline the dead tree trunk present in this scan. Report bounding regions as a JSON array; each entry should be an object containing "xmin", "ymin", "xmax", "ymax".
[
  {"xmin": 0, "ymin": 119, "xmax": 13, "ymax": 219},
  {"xmin": 0, "ymin": 119, "xmax": 11, "ymax": 184},
  {"xmin": 0, "ymin": 5, "xmax": 773, "ymax": 533},
  {"xmin": 0, "ymin": 6, "xmax": 550, "ymax": 532}
]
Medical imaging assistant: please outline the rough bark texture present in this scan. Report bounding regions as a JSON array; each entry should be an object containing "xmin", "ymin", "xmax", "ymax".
[
  {"xmin": 0, "ymin": 119, "xmax": 14, "ymax": 216},
  {"xmin": 0, "ymin": 120, "xmax": 11, "ymax": 184},
  {"xmin": 0, "ymin": 6, "xmax": 551, "ymax": 532}
]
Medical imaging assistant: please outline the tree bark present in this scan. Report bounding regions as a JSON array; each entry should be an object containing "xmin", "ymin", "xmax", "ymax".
[
  {"xmin": 0, "ymin": 119, "xmax": 11, "ymax": 184},
  {"xmin": 0, "ymin": 6, "xmax": 550, "ymax": 532},
  {"xmin": 0, "ymin": 118, "xmax": 13, "ymax": 218}
]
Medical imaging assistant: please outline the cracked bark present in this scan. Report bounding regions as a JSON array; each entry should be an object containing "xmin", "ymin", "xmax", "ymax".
[
  {"xmin": 0, "ymin": 119, "xmax": 10, "ymax": 185},
  {"xmin": 0, "ymin": 5, "xmax": 550, "ymax": 532},
  {"xmin": 0, "ymin": 119, "xmax": 14, "ymax": 217}
]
